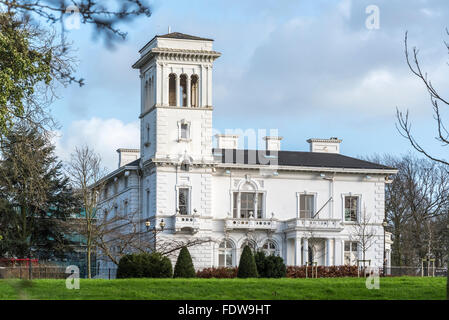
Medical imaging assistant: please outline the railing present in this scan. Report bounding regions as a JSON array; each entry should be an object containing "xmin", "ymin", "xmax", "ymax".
[
  {"xmin": 285, "ymin": 218, "xmax": 343, "ymax": 231},
  {"xmin": 225, "ymin": 218, "xmax": 277, "ymax": 231},
  {"xmin": 174, "ymin": 214, "xmax": 200, "ymax": 233}
]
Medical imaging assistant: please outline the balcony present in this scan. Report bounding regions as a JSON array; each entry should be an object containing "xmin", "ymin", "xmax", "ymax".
[
  {"xmin": 285, "ymin": 218, "xmax": 343, "ymax": 232},
  {"xmin": 225, "ymin": 218, "xmax": 278, "ymax": 231},
  {"xmin": 173, "ymin": 214, "xmax": 200, "ymax": 234}
]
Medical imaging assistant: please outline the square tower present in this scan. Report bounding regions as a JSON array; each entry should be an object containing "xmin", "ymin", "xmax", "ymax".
[{"xmin": 132, "ymin": 32, "xmax": 221, "ymax": 166}]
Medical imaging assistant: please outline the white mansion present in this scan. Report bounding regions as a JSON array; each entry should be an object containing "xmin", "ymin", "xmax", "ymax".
[{"xmin": 97, "ymin": 32, "xmax": 396, "ymax": 272}]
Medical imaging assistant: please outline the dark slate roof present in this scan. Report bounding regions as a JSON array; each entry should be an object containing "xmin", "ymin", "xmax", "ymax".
[
  {"xmin": 212, "ymin": 149, "xmax": 394, "ymax": 170},
  {"xmin": 156, "ymin": 32, "xmax": 213, "ymax": 41}
]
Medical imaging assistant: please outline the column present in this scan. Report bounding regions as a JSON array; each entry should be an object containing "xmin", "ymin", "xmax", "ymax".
[
  {"xmin": 186, "ymin": 75, "xmax": 191, "ymax": 107},
  {"xmin": 334, "ymin": 238, "xmax": 342, "ymax": 265},
  {"xmin": 294, "ymin": 237, "xmax": 301, "ymax": 266},
  {"xmin": 326, "ymin": 238, "xmax": 331, "ymax": 266},
  {"xmin": 207, "ymin": 65, "xmax": 213, "ymax": 106},
  {"xmin": 302, "ymin": 238, "xmax": 308, "ymax": 265},
  {"xmin": 175, "ymin": 74, "xmax": 180, "ymax": 106}
]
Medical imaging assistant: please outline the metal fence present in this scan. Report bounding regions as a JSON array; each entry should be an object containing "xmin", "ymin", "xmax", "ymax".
[
  {"xmin": 0, "ymin": 266, "xmax": 67, "ymax": 279},
  {"xmin": 385, "ymin": 266, "xmax": 447, "ymax": 277},
  {"xmin": 0, "ymin": 266, "xmax": 118, "ymax": 280}
]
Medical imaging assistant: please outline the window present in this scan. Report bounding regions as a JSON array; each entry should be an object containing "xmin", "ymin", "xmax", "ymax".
[
  {"xmin": 124, "ymin": 201, "xmax": 128, "ymax": 215},
  {"xmin": 124, "ymin": 176, "xmax": 128, "ymax": 189},
  {"xmin": 241, "ymin": 240, "xmax": 257, "ymax": 253},
  {"xmin": 240, "ymin": 193, "xmax": 255, "ymax": 218},
  {"xmin": 233, "ymin": 192, "xmax": 264, "ymax": 218},
  {"xmin": 178, "ymin": 188, "xmax": 190, "ymax": 215},
  {"xmin": 300, "ymin": 194, "xmax": 314, "ymax": 218},
  {"xmin": 257, "ymin": 193, "xmax": 263, "ymax": 218},
  {"xmin": 219, "ymin": 240, "xmax": 234, "ymax": 267},
  {"xmin": 181, "ymin": 123, "xmax": 189, "ymax": 139},
  {"xmin": 113, "ymin": 182, "xmax": 118, "ymax": 195},
  {"xmin": 181, "ymin": 162, "xmax": 190, "ymax": 171},
  {"xmin": 344, "ymin": 241, "xmax": 358, "ymax": 265},
  {"xmin": 146, "ymin": 124, "xmax": 150, "ymax": 145},
  {"xmin": 146, "ymin": 190, "xmax": 150, "ymax": 217},
  {"xmin": 262, "ymin": 240, "xmax": 277, "ymax": 256},
  {"xmin": 180, "ymin": 74, "xmax": 187, "ymax": 107},
  {"xmin": 345, "ymin": 196, "xmax": 359, "ymax": 221},
  {"xmin": 191, "ymin": 75, "xmax": 199, "ymax": 107},
  {"xmin": 169, "ymin": 73, "xmax": 176, "ymax": 106}
]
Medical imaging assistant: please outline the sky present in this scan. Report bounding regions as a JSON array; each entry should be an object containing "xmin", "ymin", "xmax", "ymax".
[{"xmin": 50, "ymin": 0, "xmax": 449, "ymax": 170}]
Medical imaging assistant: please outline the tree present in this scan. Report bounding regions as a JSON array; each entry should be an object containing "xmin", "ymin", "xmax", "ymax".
[
  {"xmin": 396, "ymin": 31, "xmax": 449, "ymax": 297},
  {"xmin": 66, "ymin": 145, "xmax": 105, "ymax": 278},
  {"xmin": 0, "ymin": 124, "xmax": 79, "ymax": 259},
  {"xmin": 0, "ymin": 13, "xmax": 54, "ymax": 137},
  {"xmin": 0, "ymin": 2, "xmax": 152, "ymax": 138},
  {"xmin": 173, "ymin": 247, "xmax": 195, "ymax": 278},
  {"xmin": 237, "ymin": 245, "xmax": 258, "ymax": 278},
  {"xmin": 0, "ymin": 0, "xmax": 151, "ymax": 48},
  {"xmin": 350, "ymin": 205, "xmax": 376, "ymax": 268}
]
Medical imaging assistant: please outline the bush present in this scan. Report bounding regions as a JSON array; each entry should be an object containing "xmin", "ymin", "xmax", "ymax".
[
  {"xmin": 254, "ymin": 251, "xmax": 286, "ymax": 278},
  {"xmin": 254, "ymin": 251, "xmax": 266, "ymax": 276},
  {"xmin": 173, "ymin": 246, "xmax": 196, "ymax": 278},
  {"xmin": 117, "ymin": 253, "xmax": 172, "ymax": 278},
  {"xmin": 196, "ymin": 267, "xmax": 238, "ymax": 278},
  {"xmin": 116, "ymin": 254, "xmax": 144, "ymax": 278},
  {"xmin": 237, "ymin": 245, "xmax": 258, "ymax": 278}
]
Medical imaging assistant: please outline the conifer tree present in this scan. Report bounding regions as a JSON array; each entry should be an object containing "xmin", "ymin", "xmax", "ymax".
[
  {"xmin": 173, "ymin": 246, "xmax": 196, "ymax": 278},
  {"xmin": 237, "ymin": 245, "xmax": 258, "ymax": 278}
]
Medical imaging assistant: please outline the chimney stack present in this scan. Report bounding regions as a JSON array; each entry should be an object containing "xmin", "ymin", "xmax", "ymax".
[
  {"xmin": 117, "ymin": 148, "xmax": 140, "ymax": 168},
  {"xmin": 263, "ymin": 136, "xmax": 283, "ymax": 151},
  {"xmin": 307, "ymin": 137, "xmax": 342, "ymax": 154},
  {"xmin": 215, "ymin": 134, "xmax": 239, "ymax": 149}
]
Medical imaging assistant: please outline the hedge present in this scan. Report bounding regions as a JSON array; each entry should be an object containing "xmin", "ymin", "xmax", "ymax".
[
  {"xmin": 195, "ymin": 265, "xmax": 362, "ymax": 278},
  {"xmin": 116, "ymin": 252, "xmax": 173, "ymax": 278},
  {"xmin": 196, "ymin": 267, "xmax": 238, "ymax": 278},
  {"xmin": 286, "ymin": 265, "xmax": 359, "ymax": 278}
]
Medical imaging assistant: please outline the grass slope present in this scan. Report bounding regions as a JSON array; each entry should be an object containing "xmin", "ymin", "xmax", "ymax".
[{"xmin": 0, "ymin": 277, "xmax": 445, "ymax": 300}]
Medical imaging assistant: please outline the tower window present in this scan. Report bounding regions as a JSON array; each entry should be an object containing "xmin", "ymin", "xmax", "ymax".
[
  {"xmin": 169, "ymin": 73, "xmax": 176, "ymax": 106},
  {"xmin": 180, "ymin": 74, "xmax": 188, "ymax": 107},
  {"xmin": 191, "ymin": 75, "xmax": 199, "ymax": 107}
]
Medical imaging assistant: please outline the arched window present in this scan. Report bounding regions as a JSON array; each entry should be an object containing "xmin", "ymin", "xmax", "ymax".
[
  {"xmin": 262, "ymin": 240, "xmax": 278, "ymax": 256},
  {"xmin": 219, "ymin": 240, "xmax": 234, "ymax": 267},
  {"xmin": 169, "ymin": 73, "xmax": 176, "ymax": 106},
  {"xmin": 180, "ymin": 74, "xmax": 188, "ymax": 107},
  {"xmin": 241, "ymin": 240, "xmax": 257, "ymax": 253},
  {"xmin": 191, "ymin": 74, "xmax": 199, "ymax": 107}
]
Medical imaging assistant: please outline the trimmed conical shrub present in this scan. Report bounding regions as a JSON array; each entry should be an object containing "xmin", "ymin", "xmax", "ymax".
[
  {"xmin": 237, "ymin": 245, "xmax": 258, "ymax": 278},
  {"xmin": 173, "ymin": 246, "xmax": 196, "ymax": 278}
]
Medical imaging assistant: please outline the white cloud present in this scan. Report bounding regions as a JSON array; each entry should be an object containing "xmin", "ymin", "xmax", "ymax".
[{"xmin": 53, "ymin": 118, "xmax": 140, "ymax": 171}]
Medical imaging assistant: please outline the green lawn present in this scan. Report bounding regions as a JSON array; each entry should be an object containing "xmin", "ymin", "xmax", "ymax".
[{"xmin": 0, "ymin": 277, "xmax": 445, "ymax": 300}]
